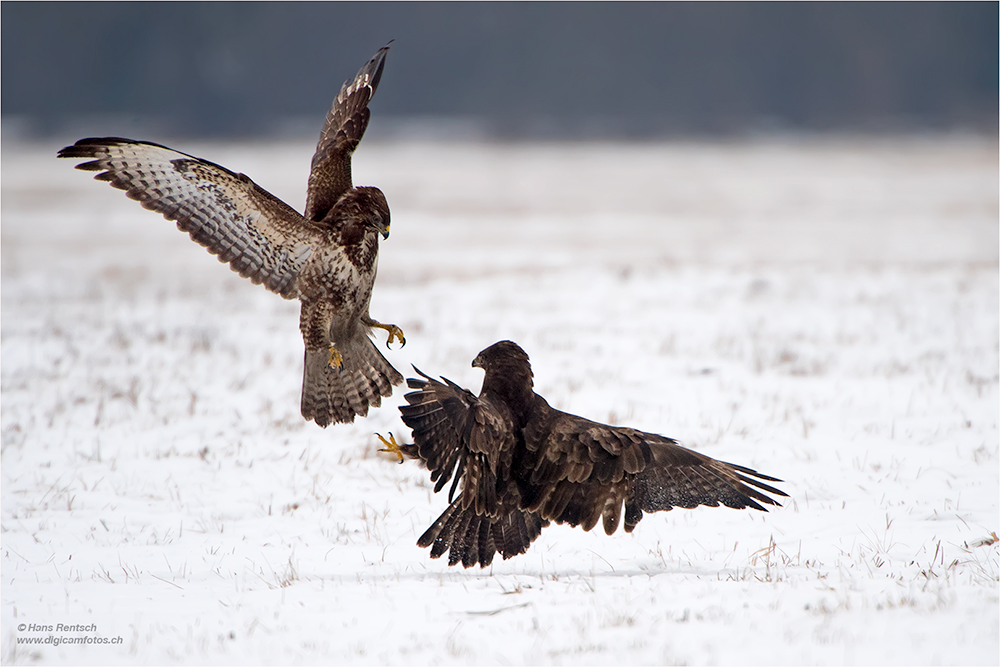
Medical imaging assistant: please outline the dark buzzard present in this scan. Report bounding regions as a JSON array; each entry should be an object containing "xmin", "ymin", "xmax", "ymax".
[
  {"xmin": 380, "ymin": 340, "xmax": 787, "ymax": 568},
  {"xmin": 58, "ymin": 45, "xmax": 402, "ymax": 427}
]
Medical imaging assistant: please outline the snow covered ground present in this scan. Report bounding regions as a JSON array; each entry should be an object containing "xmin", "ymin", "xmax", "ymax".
[{"xmin": 2, "ymin": 135, "xmax": 998, "ymax": 665}]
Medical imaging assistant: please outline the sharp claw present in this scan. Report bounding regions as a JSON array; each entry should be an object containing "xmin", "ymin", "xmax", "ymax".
[
  {"xmin": 381, "ymin": 325, "xmax": 406, "ymax": 350},
  {"xmin": 376, "ymin": 432, "xmax": 404, "ymax": 464}
]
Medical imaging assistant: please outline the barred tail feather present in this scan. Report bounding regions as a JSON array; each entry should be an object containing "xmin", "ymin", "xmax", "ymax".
[
  {"xmin": 301, "ymin": 335, "xmax": 402, "ymax": 427},
  {"xmin": 417, "ymin": 500, "xmax": 549, "ymax": 568}
]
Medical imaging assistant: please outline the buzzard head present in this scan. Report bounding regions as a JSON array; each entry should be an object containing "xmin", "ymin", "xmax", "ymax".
[
  {"xmin": 355, "ymin": 186, "xmax": 391, "ymax": 239},
  {"xmin": 329, "ymin": 186, "xmax": 391, "ymax": 243},
  {"xmin": 472, "ymin": 340, "xmax": 530, "ymax": 371},
  {"xmin": 473, "ymin": 341, "xmax": 535, "ymax": 412}
]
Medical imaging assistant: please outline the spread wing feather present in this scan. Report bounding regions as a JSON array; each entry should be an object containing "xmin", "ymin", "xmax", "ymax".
[
  {"xmin": 399, "ymin": 367, "xmax": 516, "ymax": 514},
  {"xmin": 305, "ymin": 44, "xmax": 390, "ymax": 222},
  {"xmin": 522, "ymin": 410, "xmax": 788, "ymax": 534},
  {"xmin": 400, "ymin": 367, "xmax": 550, "ymax": 567},
  {"xmin": 399, "ymin": 367, "xmax": 478, "ymax": 493},
  {"xmin": 58, "ymin": 138, "xmax": 320, "ymax": 298}
]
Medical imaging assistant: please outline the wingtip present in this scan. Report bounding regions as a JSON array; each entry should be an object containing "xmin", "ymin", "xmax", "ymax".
[
  {"xmin": 56, "ymin": 137, "xmax": 122, "ymax": 159},
  {"xmin": 56, "ymin": 137, "xmax": 171, "ymax": 161},
  {"xmin": 369, "ymin": 42, "xmax": 391, "ymax": 67},
  {"xmin": 410, "ymin": 364, "xmax": 433, "ymax": 380}
]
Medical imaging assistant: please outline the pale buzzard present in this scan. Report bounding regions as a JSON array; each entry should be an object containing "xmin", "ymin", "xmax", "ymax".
[
  {"xmin": 380, "ymin": 340, "xmax": 787, "ymax": 567},
  {"xmin": 58, "ymin": 45, "xmax": 403, "ymax": 427}
]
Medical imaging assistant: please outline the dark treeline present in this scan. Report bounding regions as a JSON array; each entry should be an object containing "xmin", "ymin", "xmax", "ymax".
[{"xmin": 3, "ymin": 2, "xmax": 996, "ymax": 139}]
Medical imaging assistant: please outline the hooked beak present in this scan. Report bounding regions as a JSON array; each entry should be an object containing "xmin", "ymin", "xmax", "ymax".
[
  {"xmin": 471, "ymin": 353, "xmax": 484, "ymax": 369},
  {"xmin": 380, "ymin": 224, "xmax": 390, "ymax": 240}
]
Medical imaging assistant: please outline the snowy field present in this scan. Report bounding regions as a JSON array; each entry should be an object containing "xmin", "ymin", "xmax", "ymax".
[{"xmin": 2, "ymin": 135, "xmax": 998, "ymax": 665}]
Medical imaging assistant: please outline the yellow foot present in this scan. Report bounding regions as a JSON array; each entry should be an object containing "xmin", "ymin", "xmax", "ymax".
[
  {"xmin": 372, "ymin": 322, "xmax": 406, "ymax": 349},
  {"xmin": 376, "ymin": 432, "xmax": 404, "ymax": 464},
  {"xmin": 327, "ymin": 343, "xmax": 343, "ymax": 369}
]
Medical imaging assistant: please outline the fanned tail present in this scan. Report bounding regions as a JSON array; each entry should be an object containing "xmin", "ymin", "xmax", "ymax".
[
  {"xmin": 301, "ymin": 335, "xmax": 402, "ymax": 427},
  {"xmin": 417, "ymin": 499, "xmax": 548, "ymax": 569}
]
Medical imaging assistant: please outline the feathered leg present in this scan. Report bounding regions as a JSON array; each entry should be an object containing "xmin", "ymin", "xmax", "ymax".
[{"xmin": 300, "ymin": 300, "xmax": 402, "ymax": 426}]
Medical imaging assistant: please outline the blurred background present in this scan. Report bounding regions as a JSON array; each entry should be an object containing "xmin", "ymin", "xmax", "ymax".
[{"xmin": 3, "ymin": 1, "xmax": 997, "ymax": 140}]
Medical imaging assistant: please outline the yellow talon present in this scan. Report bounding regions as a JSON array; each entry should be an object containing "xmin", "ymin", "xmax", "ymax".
[
  {"xmin": 372, "ymin": 322, "xmax": 405, "ymax": 349},
  {"xmin": 327, "ymin": 343, "xmax": 343, "ymax": 369},
  {"xmin": 376, "ymin": 432, "xmax": 404, "ymax": 464},
  {"xmin": 386, "ymin": 325, "xmax": 405, "ymax": 348}
]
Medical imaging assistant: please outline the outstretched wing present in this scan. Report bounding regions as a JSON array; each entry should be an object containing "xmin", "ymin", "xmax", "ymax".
[
  {"xmin": 58, "ymin": 138, "xmax": 320, "ymax": 298},
  {"xmin": 399, "ymin": 367, "xmax": 516, "ymax": 515},
  {"xmin": 304, "ymin": 44, "xmax": 390, "ymax": 223},
  {"xmin": 521, "ymin": 408, "xmax": 787, "ymax": 535},
  {"xmin": 399, "ymin": 367, "xmax": 546, "ymax": 568}
]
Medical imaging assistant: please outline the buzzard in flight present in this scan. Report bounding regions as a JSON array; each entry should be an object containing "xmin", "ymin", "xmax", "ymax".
[
  {"xmin": 380, "ymin": 340, "xmax": 787, "ymax": 568},
  {"xmin": 58, "ymin": 45, "xmax": 403, "ymax": 427}
]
